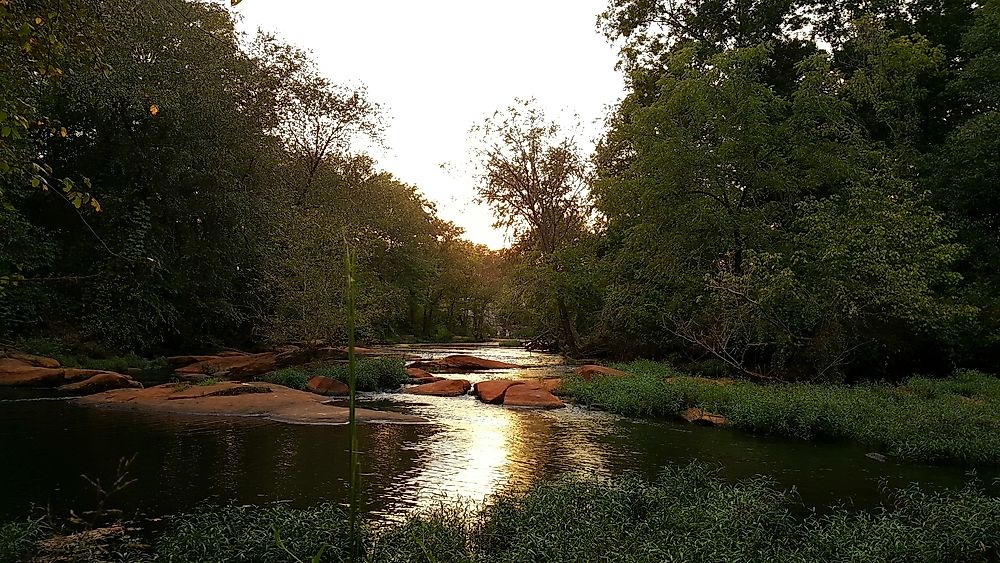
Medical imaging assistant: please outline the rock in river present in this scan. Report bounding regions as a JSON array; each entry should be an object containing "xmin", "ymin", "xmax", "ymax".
[
  {"xmin": 474, "ymin": 379, "xmax": 524, "ymax": 404},
  {"xmin": 502, "ymin": 383, "xmax": 565, "ymax": 409},
  {"xmin": 404, "ymin": 378, "xmax": 472, "ymax": 397},
  {"xmin": 408, "ymin": 354, "xmax": 518, "ymax": 373},
  {"xmin": 305, "ymin": 375, "xmax": 349, "ymax": 396},
  {"xmin": 78, "ymin": 382, "xmax": 426, "ymax": 425},
  {"xmin": 679, "ymin": 407, "xmax": 727, "ymax": 427},
  {"xmin": 58, "ymin": 372, "xmax": 142, "ymax": 394}
]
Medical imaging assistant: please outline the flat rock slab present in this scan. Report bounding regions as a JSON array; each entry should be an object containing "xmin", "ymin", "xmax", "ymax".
[
  {"xmin": 58, "ymin": 373, "xmax": 141, "ymax": 394},
  {"xmin": 404, "ymin": 378, "xmax": 471, "ymax": 397},
  {"xmin": 503, "ymin": 384, "xmax": 565, "ymax": 409},
  {"xmin": 78, "ymin": 383, "xmax": 426, "ymax": 425},
  {"xmin": 0, "ymin": 356, "xmax": 140, "ymax": 392},
  {"xmin": 408, "ymin": 354, "xmax": 518, "ymax": 373},
  {"xmin": 174, "ymin": 352, "xmax": 279, "ymax": 379}
]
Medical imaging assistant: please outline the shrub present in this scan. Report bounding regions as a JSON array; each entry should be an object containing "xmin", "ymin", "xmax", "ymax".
[
  {"xmin": 560, "ymin": 363, "xmax": 1000, "ymax": 464},
  {"xmin": 259, "ymin": 369, "xmax": 311, "ymax": 390},
  {"xmin": 497, "ymin": 339, "xmax": 522, "ymax": 347},
  {"xmin": 259, "ymin": 358, "xmax": 407, "ymax": 392}
]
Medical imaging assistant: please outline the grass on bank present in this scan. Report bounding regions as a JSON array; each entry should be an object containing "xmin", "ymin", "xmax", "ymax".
[
  {"xmin": 560, "ymin": 361, "xmax": 1000, "ymax": 464},
  {"xmin": 257, "ymin": 357, "xmax": 407, "ymax": 392},
  {"xmin": 6, "ymin": 464, "xmax": 1000, "ymax": 562}
]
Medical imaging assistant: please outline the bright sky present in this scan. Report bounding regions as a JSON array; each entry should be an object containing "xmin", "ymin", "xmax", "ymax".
[{"xmin": 233, "ymin": 1, "xmax": 625, "ymax": 249}]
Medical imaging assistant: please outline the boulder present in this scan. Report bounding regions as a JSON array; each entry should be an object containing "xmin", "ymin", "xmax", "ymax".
[
  {"xmin": 0, "ymin": 358, "xmax": 65, "ymax": 386},
  {"xmin": 408, "ymin": 355, "xmax": 518, "ymax": 373},
  {"xmin": 59, "ymin": 372, "xmax": 141, "ymax": 394},
  {"xmin": 576, "ymin": 365, "xmax": 628, "ymax": 380},
  {"xmin": 306, "ymin": 375, "xmax": 349, "ymax": 396},
  {"xmin": 679, "ymin": 407, "xmax": 727, "ymax": 427},
  {"xmin": 540, "ymin": 378, "xmax": 561, "ymax": 392},
  {"xmin": 502, "ymin": 384, "xmax": 565, "ymax": 409},
  {"xmin": 474, "ymin": 379, "xmax": 524, "ymax": 404},
  {"xmin": 404, "ymin": 378, "xmax": 471, "ymax": 397},
  {"xmin": 216, "ymin": 350, "xmax": 248, "ymax": 357}
]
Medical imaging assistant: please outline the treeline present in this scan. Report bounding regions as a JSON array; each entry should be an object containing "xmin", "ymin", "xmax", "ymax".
[
  {"xmin": 476, "ymin": 0, "xmax": 1000, "ymax": 381},
  {"xmin": 0, "ymin": 0, "xmax": 509, "ymax": 353},
  {"xmin": 4, "ymin": 0, "xmax": 999, "ymax": 382}
]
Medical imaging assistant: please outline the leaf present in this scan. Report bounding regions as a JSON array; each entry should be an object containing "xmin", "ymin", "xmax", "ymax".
[
  {"xmin": 31, "ymin": 177, "xmax": 40, "ymax": 188},
  {"xmin": 149, "ymin": 104, "xmax": 159, "ymax": 117},
  {"xmin": 90, "ymin": 199, "xmax": 102, "ymax": 213},
  {"xmin": 59, "ymin": 126, "xmax": 67, "ymax": 138}
]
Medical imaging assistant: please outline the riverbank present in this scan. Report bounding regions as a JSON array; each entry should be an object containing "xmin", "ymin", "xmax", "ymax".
[
  {"xmin": 560, "ymin": 361, "xmax": 1000, "ymax": 464},
  {"xmin": 3, "ymin": 464, "xmax": 998, "ymax": 562}
]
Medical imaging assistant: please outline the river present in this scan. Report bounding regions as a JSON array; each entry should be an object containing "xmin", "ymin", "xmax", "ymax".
[{"xmin": 0, "ymin": 344, "xmax": 993, "ymax": 521}]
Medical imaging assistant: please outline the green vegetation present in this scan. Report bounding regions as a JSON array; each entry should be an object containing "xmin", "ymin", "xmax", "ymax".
[
  {"xmin": 7, "ymin": 466, "xmax": 1000, "ymax": 562},
  {"xmin": 561, "ymin": 362, "xmax": 1000, "ymax": 463},
  {"xmin": 259, "ymin": 358, "xmax": 406, "ymax": 392},
  {"xmin": 0, "ymin": 519, "xmax": 41, "ymax": 563},
  {"xmin": 3, "ymin": 0, "xmax": 998, "ymax": 381},
  {"xmin": 497, "ymin": 339, "xmax": 522, "ymax": 347}
]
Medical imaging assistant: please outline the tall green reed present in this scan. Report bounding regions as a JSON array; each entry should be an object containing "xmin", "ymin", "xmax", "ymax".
[{"xmin": 343, "ymin": 236, "xmax": 360, "ymax": 562}]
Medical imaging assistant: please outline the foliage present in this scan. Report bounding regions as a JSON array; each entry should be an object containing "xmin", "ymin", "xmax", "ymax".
[
  {"xmin": 0, "ymin": 519, "xmax": 42, "ymax": 563},
  {"xmin": 23, "ymin": 465, "xmax": 1000, "ymax": 562},
  {"xmin": 591, "ymin": 0, "xmax": 999, "ymax": 378},
  {"xmin": 260, "ymin": 358, "xmax": 406, "ymax": 392},
  {"xmin": 561, "ymin": 363, "xmax": 1000, "ymax": 463}
]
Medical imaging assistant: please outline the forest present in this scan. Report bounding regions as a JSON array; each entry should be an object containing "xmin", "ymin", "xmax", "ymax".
[{"xmin": 3, "ymin": 0, "xmax": 999, "ymax": 383}]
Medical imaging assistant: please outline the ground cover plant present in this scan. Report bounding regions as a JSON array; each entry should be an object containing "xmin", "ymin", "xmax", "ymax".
[
  {"xmin": 560, "ymin": 361, "xmax": 1000, "ymax": 464},
  {"xmin": 5, "ymin": 464, "xmax": 1000, "ymax": 562}
]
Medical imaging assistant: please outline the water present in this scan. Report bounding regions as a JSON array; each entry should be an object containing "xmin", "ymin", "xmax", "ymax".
[{"xmin": 0, "ymin": 344, "xmax": 993, "ymax": 521}]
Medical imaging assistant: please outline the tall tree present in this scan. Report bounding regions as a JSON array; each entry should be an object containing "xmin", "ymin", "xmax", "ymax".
[{"xmin": 472, "ymin": 99, "xmax": 592, "ymax": 353}]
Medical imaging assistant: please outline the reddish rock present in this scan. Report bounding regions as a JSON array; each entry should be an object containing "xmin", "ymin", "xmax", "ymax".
[
  {"xmin": 166, "ymin": 355, "xmax": 220, "ymax": 367},
  {"xmin": 3, "ymin": 352, "xmax": 60, "ymax": 369},
  {"xmin": 406, "ymin": 367, "xmax": 434, "ymax": 379},
  {"xmin": 502, "ymin": 384, "xmax": 565, "ymax": 409},
  {"xmin": 216, "ymin": 350, "xmax": 248, "ymax": 357},
  {"xmin": 680, "ymin": 407, "xmax": 728, "ymax": 426},
  {"xmin": 474, "ymin": 379, "xmax": 524, "ymax": 404},
  {"xmin": 540, "ymin": 378, "xmax": 561, "ymax": 392},
  {"xmin": 408, "ymin": 355, "xmax": 518, "ymax": 373},
  {"xmin": 306, "ymin": 375, "xmax": 349, "ymax": 396},
  {"xmin": 576, "ymin": 365, "xmax": 628, "ymax": 381},
  {"xmin": 79, "ymin": 383, "xmax": 426, "ymax": 424},
  {"xmin": 404, "ymin": 378, "xmax": 471, "ymax": 397},
  {"xmin": 407, "ymin": 376, "xmax": 444, "ymax": 384},
  {"xmin": 59, "ymin": 373, "xmax": 141, "ymax": 394},
  {"xmin": 174, "ymin": 352, "xmax": 278, "ymax": 379},
  {"xmin": 0, "ymin": 358, "xmax": 65, "ymax": 386},
  {"xmin": 62, "ymin": 368, "xmax": 110, "ymax": 383}
]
